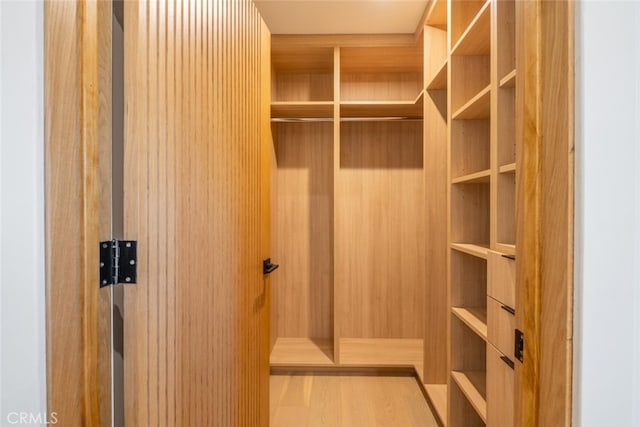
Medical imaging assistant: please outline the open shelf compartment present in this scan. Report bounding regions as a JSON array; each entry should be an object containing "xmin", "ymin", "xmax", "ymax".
[{"xmin": 272, "ymin": 46, "xmax": 334, "ymax": 102}]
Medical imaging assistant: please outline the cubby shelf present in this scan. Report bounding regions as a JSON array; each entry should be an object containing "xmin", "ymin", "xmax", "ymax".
[
  {"xmin": 499, "ymin": 162, "xmax": 516, "ymax": 174},
  {"xmin": 452, "ymin": 307, "xmax": 487, "ymax": 341},
  {"xmin": 426, "ymin": 0, "xmax": 447, "ymax": 30},
  {"xmin": 271, "ymin": 101, "xmax": 334, "ymax": 119},
  {"xmin": 452, "ymin": 85, "xmax": 490, "ymax": 120},
  {"xmin": 451, "ymin": 371, "xmax": 487, "ymax": 423},
  {"xmin": 451, "ymin": 1, "xmax": 491, "ymax": 56},
  {"xmin": 427, "ymin": 59, "xmax": 448, "ymax": 91},
  {"xmin": 500, "ymin": 69, "xmax": 517, "ymax": 88},
  {"xmin": 452, "ymin": 169, "xmax": 490, "ymax": 184},
  {"xmin": 451, "ymin": 243, "xmax": 489, "ymax": 259}
]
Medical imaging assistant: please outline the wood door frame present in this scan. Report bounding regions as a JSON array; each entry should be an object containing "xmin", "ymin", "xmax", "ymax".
[
  {"xmin": 45, "ymin": 0, "xmax": 112, "ymax": 425},
  {"xmin": 517, "ymin": 0, "xmax": 574, "ymax": 426}
]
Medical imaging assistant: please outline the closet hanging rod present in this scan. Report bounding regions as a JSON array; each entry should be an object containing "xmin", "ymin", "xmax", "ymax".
[{"xmin": 271, "ymin": 117, "xmax": 423, "ymax": 123}]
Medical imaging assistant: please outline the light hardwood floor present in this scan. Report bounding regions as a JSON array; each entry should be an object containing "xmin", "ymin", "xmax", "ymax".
[{"xmin": 270, "ymin": 374, "xmax": 439, "ymax": 427}]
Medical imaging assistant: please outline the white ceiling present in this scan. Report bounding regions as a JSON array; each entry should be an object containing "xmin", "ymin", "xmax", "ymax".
[{"xmin": 253, "ymin": 0, "xmax": 429, "ymax": 35}]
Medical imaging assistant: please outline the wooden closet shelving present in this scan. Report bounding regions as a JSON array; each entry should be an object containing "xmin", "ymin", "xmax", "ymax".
[
  {"xmin": 442, "ymin": 0, "xmax": 520, "ymax": 424},
  {"xmin": 270, "ymin": 36, "xmax": 426, "ymax": 375}
]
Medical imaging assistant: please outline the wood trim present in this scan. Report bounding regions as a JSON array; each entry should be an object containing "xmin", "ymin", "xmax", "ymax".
[
  {"xmin": 517, "ymin": 0, "xmax": 574, "ymax": 425},
  {"xmin": 45, "ymin": 0, "xmax": 112, "ymax": 425},
  {"xmin": 272, "ymin": 34, "xmax": 418, "ymax": 49}
]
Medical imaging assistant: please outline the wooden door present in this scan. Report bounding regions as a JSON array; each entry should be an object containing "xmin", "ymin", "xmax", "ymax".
[{"xmin": 122, "ymin": 1, "xmax": 270, "ymax": 425}]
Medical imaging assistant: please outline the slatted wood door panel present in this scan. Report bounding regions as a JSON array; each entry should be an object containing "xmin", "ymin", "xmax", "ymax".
[{"xmin": 123, "ymin": 1, "xmax": 269, "ymax": 425}]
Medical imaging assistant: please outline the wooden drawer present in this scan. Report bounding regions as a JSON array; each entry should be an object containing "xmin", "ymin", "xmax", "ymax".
[
  {"xmin": 487, "ymin": 296, "xmax": 515, "ymax": 358},
  {"xmin": 487, "ymin": 249, "xmax": 516, "ymax": 308},
  {"xmin": 487, "ymin": 344, "xmax": 515, "ymax": 427}
]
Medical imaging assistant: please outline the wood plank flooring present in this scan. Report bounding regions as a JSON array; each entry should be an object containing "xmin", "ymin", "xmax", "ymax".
[{"xmin": 270, "ymin": 374, "xmax": 439, "ymax": 427}]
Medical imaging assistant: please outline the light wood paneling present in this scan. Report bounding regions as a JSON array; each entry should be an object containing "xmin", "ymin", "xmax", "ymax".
[
  {"xmin": 423, "ymin": 22, "xmax": 448, "ymax": 386},
  {"xmin": 45, "ymin": 1, "xmax": 112, "ymax": 424},
  {"xmin": 336, "ymin": 121, "xmax": 424, "ymax": 338},
  {"xmin": 123, "ymin": 1, "xmax": 269, "ymax": 425},
  {"xmin": 517, "ymin": 0, "xmax": 575, "ymax": 425},
  {"xmin": 271, "ymin": 122, "xmax": 334, "ymax": 340},
  {"xmin": 270, "ymin": 374, "xmax": 439, "ymax": 427}
]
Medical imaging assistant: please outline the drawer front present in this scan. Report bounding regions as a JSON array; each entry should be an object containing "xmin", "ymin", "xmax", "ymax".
[
  {"xmin": 487, "ymin": 249, "xmax": 516, "ymax": 308},
  {"xmin": 487, "ymin": 344, "xmax": 515, "ymax": 427},
  {"xmin": 487, "ymin": 296, "xmax": 515, "ymax": 358}
]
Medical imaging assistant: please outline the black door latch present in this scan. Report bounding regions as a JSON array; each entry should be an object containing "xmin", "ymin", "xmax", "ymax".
[{"xmin": 263, "ymin": 258, "xmax": 279, "ymax": 275}]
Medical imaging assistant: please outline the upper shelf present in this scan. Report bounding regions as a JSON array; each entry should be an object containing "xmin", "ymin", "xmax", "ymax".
[
  {"xmin": 425, "ymin": 0, "xmax": 447, "ymax": 30},
  {"xmin": 451, "ymin": 243, "xmax": 489, "ymax": 259},
  {"xmin": 341, "ymin": 91, "xmax": 423, "ymax": 119},
  {"xmin": 427, "ymin": 59, "xmax": 448, "ymax": 91},
  {"xmin": 341, "ymin": 45, "xmax": 423, "ymax": 74},
  {"xmin": 271, "ymin": 101, "xmax": 334, "ymax": 119},
  {"xmin": 451, "ymin": 0, "xmax": 491, "ymax": 56}
]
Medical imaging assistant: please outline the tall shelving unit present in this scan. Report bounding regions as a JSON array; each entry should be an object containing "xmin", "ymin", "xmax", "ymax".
[
  {"xmin": 441, "ymin": 0, "xmax": 519, "ymax": 425},
  {"xmin": 269, "ymin": 37, "xmax": 426, "ymax": 376},
  {"xmin": 422, "ymin": 0, "xmax": 450, "ymax": 424}
]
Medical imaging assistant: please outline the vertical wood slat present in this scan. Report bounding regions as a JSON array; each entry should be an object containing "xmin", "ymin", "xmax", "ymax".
[{"xmin": 124, "ymin": 0, "xmax": 269, "ymax": 425}]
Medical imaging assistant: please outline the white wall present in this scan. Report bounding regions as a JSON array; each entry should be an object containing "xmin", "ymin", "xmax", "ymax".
[
  {"xmin": 574, "ymin": 1, "xmax": 640, "ymax": 426},
  {"xmin": 0, "ymin": 0, "xmax": 47, "ymax": 424}
]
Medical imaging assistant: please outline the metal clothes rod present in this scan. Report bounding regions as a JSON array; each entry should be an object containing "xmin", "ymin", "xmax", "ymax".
[{"xmin": 271, "ymin": 117, "xmax": 424, "ymax": 123}]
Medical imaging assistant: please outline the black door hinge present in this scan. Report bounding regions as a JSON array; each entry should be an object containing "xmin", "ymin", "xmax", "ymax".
[
  {"xmin": 100, "ymin": 240, "xmax": 137, "ymax": 287},
  {"xmin": 515, "ymin": 328, "xmax": 524, "ymax": 363}
]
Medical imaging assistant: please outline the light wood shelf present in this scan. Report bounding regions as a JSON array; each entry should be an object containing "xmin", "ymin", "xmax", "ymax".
[
  {"xmin": 424, "ymin": 384, "xmax": 448, "ymax": 426},
  {"xmin": 425, "ymin": 0, "xmax": 447, "ymax": 30},
  {"xmin": 495, "ymin": 243, "xmax": 516, "ymax": 256},
  {"xmin": 499, "ymin": 162, "xmax": 516, "ymax": 174},
  {"xmin": 339, "ymin": 338, "xmax": 423, "ymax": 371},
  {"xmin": 452, "ymin": 84, "xmax": 490, "ymax": 120},
  {"xmin": 340, "ymin": 93, "xmax": 423, "ymax": 119},
  {"xmin": 270, "ymin": 337, "xmax": 334, "ymax": 367},
  {"xmin": 451, "ymin": 1, "xmax": 491, "ymax": 56},
  {"xmin": 451, "ymin": 371, "xmax": 487, "ymax": 422},
  {"xmin": 271, "ymin": 101, "xmax": 334, "ymax": 119},
  {"xmin": 427, "ymin": 59, "xmax": 448, "ymax": 91},
  {"xmin": 500, "ymin": 69, "xmax": 517, "ymax": 88},
  {"xmin": 452, "ymin": 169, "xmax": 490, "ymax": 184},
  {"xmin": 452, "ymin": 307, "xmax": 487, "ymax": 341},
  {"xmin": 450, "ymin": 243, "xmax": 489, "ymax": 259}
]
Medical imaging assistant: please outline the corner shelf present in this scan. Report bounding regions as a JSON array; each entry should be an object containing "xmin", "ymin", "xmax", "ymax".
[
  {"xmin": 452, "ymin": 307, "xmax": 487, "ymax": 341},
  {"xmin": 451, "ymin": 1, "xmax": 491, "ymax": 56},
  {"xmin": 452, "ymin": 85, "xmax": 490, "ymax": 120},
  {"xmin": 451, "ymin": 371, "xmax": 487, "ymax": 423},
  {"xmin": 270, "ymin": 337, "xmax": 334, "ymax": 367},
  {"xmin": 339, "ymin": 338, "xmax": 423, "ymax": 370},
  {"xmin": 451, "ymin": 243, "xmax": 489, "ymax": 259}
]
